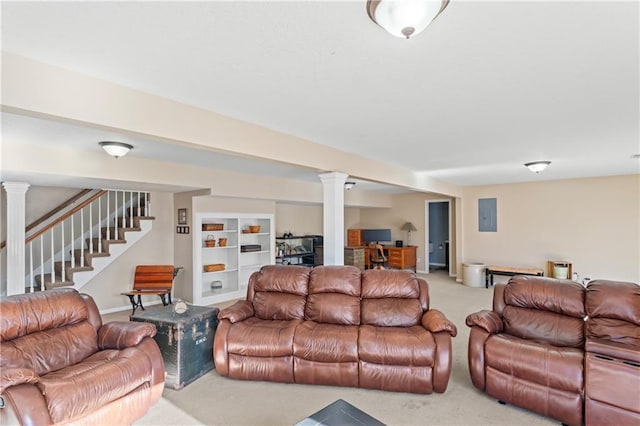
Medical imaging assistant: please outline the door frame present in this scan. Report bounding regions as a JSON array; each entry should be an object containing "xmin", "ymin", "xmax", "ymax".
[{"xmin": 424, "ymin": 199, "xmax": 452, "ymax": 275}]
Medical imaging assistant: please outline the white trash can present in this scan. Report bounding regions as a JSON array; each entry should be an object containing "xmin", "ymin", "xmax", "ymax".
[{"xmin": 463, "ymin": 263, "xmax": 485, "ymax": 287}]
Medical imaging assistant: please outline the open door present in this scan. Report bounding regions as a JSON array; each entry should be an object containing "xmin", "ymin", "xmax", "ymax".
[{"xmin": 425, "ymin": 200, "xmax": 451, "ymax": 274}]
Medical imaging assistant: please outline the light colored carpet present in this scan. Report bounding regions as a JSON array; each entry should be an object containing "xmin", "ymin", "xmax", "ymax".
[
  {"xmin": 136, "ymin": 271, "xmax": 557, "ymax": 425},
  {"xmin": 136, "ymin": 397, "xmax": 201, "ymax": 425}
]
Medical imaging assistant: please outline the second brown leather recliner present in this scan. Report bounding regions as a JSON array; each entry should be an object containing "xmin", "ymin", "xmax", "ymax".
[{"xmin": 466, "ymin": 275, "xmax": 640, "ymax": 426}]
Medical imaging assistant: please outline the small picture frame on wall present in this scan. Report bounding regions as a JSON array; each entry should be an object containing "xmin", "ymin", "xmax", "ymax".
[{"xmin": 178, "ymin": 208, "xmax": 188, "ymax": 225}]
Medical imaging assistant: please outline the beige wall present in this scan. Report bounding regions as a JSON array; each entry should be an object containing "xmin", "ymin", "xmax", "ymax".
[
  {"xmin": 275, "ymin": 203, "xmax": 323, "ymax": 237},
  {"xmin": 461, "ymin": 175, "xmax": 640, "ymax": 283},
  {"xmin": 172, "ymin": 189, "xmax": 210, "ymax": 303},
  {"xmin": 25, "ymin": 186, "xmax": 80, "ymax": 224}
]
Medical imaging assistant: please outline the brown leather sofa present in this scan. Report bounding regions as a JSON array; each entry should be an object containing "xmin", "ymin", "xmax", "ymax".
[
  {"xmin": 214, "ymin": 265, "xmax": 457, "ymax": 394},
  {"xmin": 0, "ymin": 288, "xmax": 165, "ymax": 425},
  {"xmin": 466, "ymin": 276, "xmax": 639, "ymax": 426}
]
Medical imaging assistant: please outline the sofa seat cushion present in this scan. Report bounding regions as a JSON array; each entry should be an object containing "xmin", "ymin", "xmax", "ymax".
[
  {"xmin": 486, "ymin": 334, "xmax": 584, "ymax": 393},
  {"xmin": 227, "ymin": 318, "xmax": 301, "ymax": 357},
  {"xmin": 359, "ymin": 325, "xmax": 435, "ymax": 366},
  {"xmin": 293, "ymin": 321, "xmax": 358, "ymax": 362},
  {"xmin": 36, "ymin": 347, "xmax": 153, "ymax": 423}
]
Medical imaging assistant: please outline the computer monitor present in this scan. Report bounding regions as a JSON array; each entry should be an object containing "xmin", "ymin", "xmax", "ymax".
[{"xmin": 361, "ymin": 229, "xmax": 392, "ymax": 244}]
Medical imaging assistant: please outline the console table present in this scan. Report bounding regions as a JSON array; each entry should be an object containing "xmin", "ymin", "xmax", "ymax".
[{"xmin": 485, "ymin": 265, "xmax": 544, "ymax": 288}]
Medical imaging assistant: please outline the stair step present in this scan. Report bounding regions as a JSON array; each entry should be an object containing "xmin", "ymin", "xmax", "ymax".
[
  {"xmin": 25, "ymin": 216, "xmax": 155, "ymax": 293},
  {"xmin": 45, "ymin": 281, "xmax": 74, "ymax": 290},
  {"xmin": 115, "ymin": 216, "xmax": 141, "ymax": 228},
  {"xmin": 127, "ymin": 207, "xmax": 149, "ymax": 217},
  {"xmin": 34, "ymin": 274, "xmax": 74, "ymax": 290},
  {"xmin": 86, "ymin": 237, "xmax": 126, "ymax": 252},
  {"xmin": 54, "ymin": 260, "xmax": 94, "ymax": 282}
]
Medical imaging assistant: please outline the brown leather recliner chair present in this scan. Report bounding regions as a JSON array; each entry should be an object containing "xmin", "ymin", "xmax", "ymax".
[
  {"xmin": 0, "ymin": 288, "xmax": 165, "ymax": 425},
  {"xmin": 584, "ymin": 280, "xmax": 640, "ymax": 425},
  {"xmin": 466, "ymin": 276, "xmax": 586, "ymax": 426}
]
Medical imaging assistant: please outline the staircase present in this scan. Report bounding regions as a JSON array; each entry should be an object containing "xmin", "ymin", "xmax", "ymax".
[{"xmin": 23, "ymin": 190, "xmax": 154, "ymax": 292}]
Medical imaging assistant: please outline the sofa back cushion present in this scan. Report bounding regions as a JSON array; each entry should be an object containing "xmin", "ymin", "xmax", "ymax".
[
  {"xmin": 250, "ymin": 265, "xmax": 310, "ymax": 320},
  {"xmin": 361, "ymin": 270, "xmax": 423, "ymax": 327},
  {"xmin": 305, "ymin": 266, "xmax": 362, "ymax": 325},
  {"xmin": 502, "ymin": 276, "xmax": 586, "ymax": 348},
  {"xmin": 0, "ymin": 288, "xmax": 98, "ymax": 375},
  {"xmin": 586, "ymin": 280, "xmax": 640, "ymax": 347}
]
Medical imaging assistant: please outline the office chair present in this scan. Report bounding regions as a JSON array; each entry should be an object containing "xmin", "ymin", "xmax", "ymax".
[{"xmin": 369, "ymin": 243, "xmax": 387, "ymax": 269}]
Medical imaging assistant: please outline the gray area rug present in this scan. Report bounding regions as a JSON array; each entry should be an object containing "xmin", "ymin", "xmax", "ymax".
[{"xmin": 138, "ymin": 271, "xmax": 557, "ymax": 425}]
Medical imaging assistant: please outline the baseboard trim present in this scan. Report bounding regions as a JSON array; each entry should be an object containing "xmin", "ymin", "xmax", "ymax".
[{"xmin": 99, "ymin": 299, "xmax": 165, "ymax": 316}]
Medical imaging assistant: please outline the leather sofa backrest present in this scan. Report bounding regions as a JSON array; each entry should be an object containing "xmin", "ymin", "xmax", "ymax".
[
  {"xmin": 305, "ymin": 265, "xmax": 362, "ymax": 325},
  {"xmin": 0, "ymin": 288, "xmax": 99, "ymax": 375},
  {"xmin": 501, "ymin": 276, "xmax": 586, "ymax": 348},
  {"xmin": 586, "ymin": 280, "xmax": 640, "ymax": 347},
  {"xmin": 249, "ymin": 265, "xmax": 310, "ymax": 320},
  {"xmin": 361, "ymin": 269, "xmax": 423, "ymax": 327}
]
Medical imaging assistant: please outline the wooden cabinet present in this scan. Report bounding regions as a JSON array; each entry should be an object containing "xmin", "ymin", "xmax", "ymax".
[
  {"xmin": 385, "ymin": 246, "xmax": 417, "ymax": 271},
  {"xmin": 347, "ymin": 229, "xmax": 363, "ymax": 247},
  {"xmin": 193, "ymin": 213, "xmax": 274, "ymax": 305},
  {"xmin": 547, "ymin": 260, "xmax": 573, "ymax": 280}
]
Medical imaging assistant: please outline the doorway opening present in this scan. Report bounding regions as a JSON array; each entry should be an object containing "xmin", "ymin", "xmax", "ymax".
[{"xmin": 425, "ymin": 200, "xmax": 451, "ymax": 274}]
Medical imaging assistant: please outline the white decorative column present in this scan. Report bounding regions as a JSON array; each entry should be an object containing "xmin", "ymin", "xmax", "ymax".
[
  {"xmin": 3, "ymin": 182, "xmax": 30, "ymax": 296},
  {"xmin": 319, "ymin": 172, "xmax": 348, "ymax": 265}
]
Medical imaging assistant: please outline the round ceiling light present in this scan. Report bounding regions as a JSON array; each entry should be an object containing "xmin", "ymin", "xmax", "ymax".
[
  {"xmin": 366, "ymin": 0, "xmax": 450, "ymax": 39},
  {"xmin": 99, "ymin": 141, "xmax": 133, "ymax": 159}
]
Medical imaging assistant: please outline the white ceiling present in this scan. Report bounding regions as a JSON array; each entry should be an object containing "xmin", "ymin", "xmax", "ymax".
[{"xmin": 1, "ymin": 0, "xmax": 639, "ymax": 191}]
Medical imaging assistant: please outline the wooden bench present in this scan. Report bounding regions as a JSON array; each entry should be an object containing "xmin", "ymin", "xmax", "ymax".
[
  {"xmin": 121, "ymin": 265, "xmax": 177, "ymax": 315},
  {"xmin": 485, "ymin": 265, "xmax": 544, "ymax": 288}
]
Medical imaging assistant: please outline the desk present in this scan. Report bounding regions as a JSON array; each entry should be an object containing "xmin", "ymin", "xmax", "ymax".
[
  {"xmin": 385, "ymin": 246, "xmax": 417, "ymax": 271},
  {"xmin": 353, "ymin": 245, "xmax": 417, "ymax": 271}
]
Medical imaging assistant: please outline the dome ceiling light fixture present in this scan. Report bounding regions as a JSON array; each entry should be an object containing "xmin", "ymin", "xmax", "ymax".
[
  {"xmin": 366, "ymin": 0, "xmax": 450, "ymax": 39},
  {"xmin": 524, "ymin": 161, "xmax": 551, "ymax": 173},
  {"xmin": 99, "ymin": 141, "xmax": 133, "ymax": 159}
]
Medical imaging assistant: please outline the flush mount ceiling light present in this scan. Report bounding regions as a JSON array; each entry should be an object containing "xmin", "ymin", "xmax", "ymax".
[
  {"xmin": 524, "ymin": 161, "xmax": 551, "ymax": 173},
  {"xmin": 366, "ymin": 0, "xmax": 450, "ymax": 39},
  {"xmin": 344, "ymin": 181, "xmax": 356, "ymax": 190},
  {"xmin": 99, "ymin": 141, "xmax": 133, "ymax": 159}
]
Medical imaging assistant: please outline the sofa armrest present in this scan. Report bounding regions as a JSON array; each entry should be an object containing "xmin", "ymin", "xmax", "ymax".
[
  {"xmin": 219, "ymin": 300, "xmax": 254, "ymax": 323},
  {"xmin": 0, "ymin": 368, "xmax": 39, "ymax": 394},
  {"xmin": 422, "ymin": 309, "xmax": 457, "ymax": 337},
  {"xmin": 98, "ymin": 321, "xmax": 157, "ymax": 350},
  {"xmin": 465, "ymin": 310, "xmax": 503, "ymax": 334}
]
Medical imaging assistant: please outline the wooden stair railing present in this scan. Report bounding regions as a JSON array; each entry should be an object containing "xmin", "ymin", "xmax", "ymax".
[
  {"xmin": 0, "ymin": 189, "xmax": 94, "ymax": 250},
  {"xmin": 19, "ymin": 190, "xmax": 152, "ymax": 293}
]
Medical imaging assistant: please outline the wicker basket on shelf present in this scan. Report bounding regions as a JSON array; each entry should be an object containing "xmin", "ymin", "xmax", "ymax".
[
  {"xmin": 218, "ymin": 238, "xmax": 227, "ymax": 247},
  {"xmin": 205, "ymin": 235, "xmax": 216, "ymax": 247},
  {"xmin": 203, "ymin": 263, "xmax": 225, "ymax": 272},
  {"xmin": 249, "ymin": 225, "xmax": 261, "ymax": 233},
  {"xmin": 202, "ymin": 223, "xmax": 224, "ymax": 231}
]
